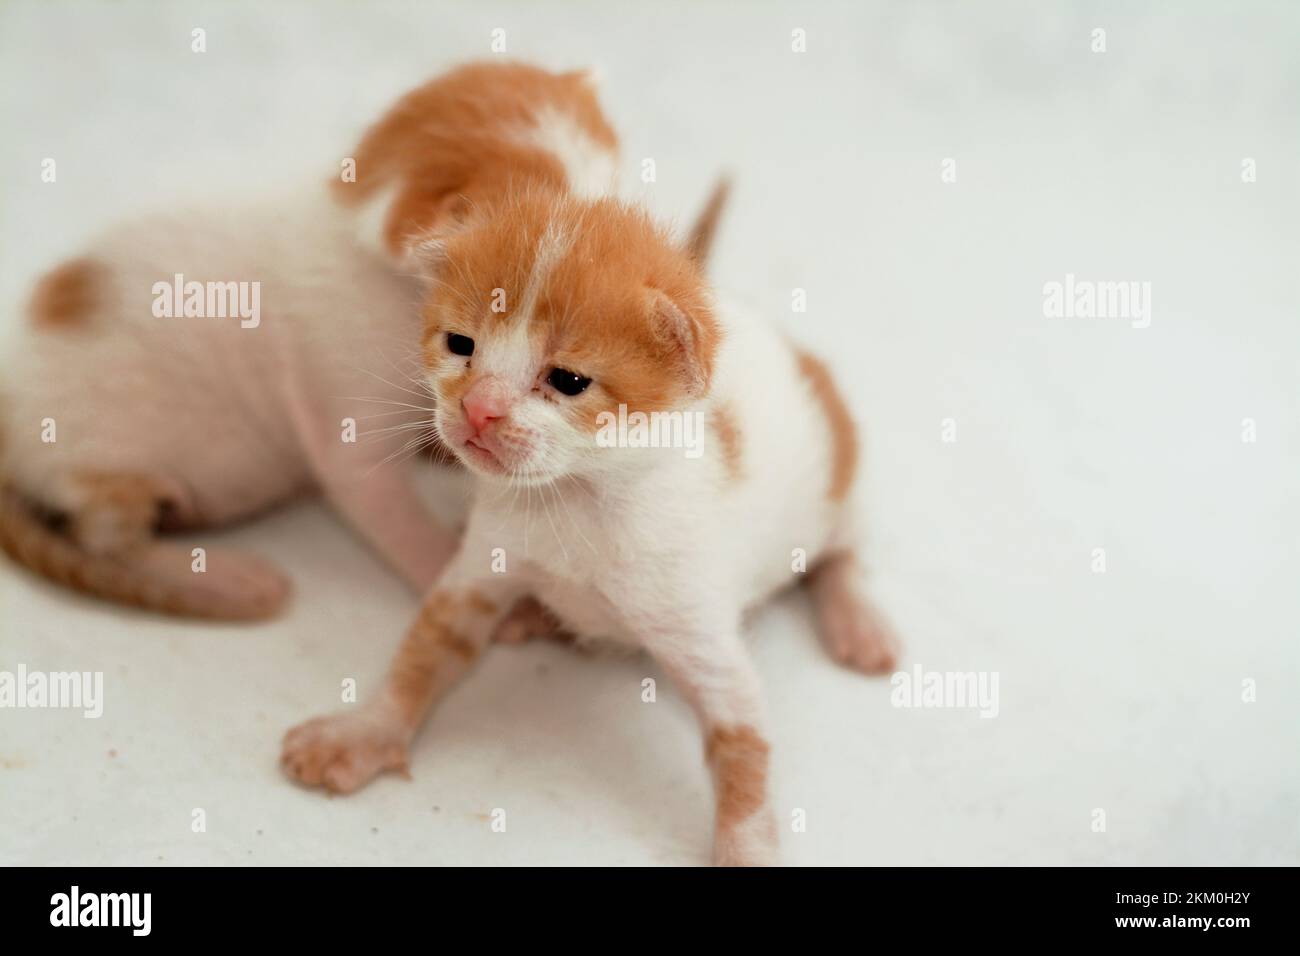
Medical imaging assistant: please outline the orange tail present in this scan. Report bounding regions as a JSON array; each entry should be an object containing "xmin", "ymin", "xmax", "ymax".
[
  {"xmin": 0, "ymin": 484, "xmax": 290, "ymax": 621},
  {"xmin": 685, "ymin": 174, "xmax": 733, "ymax": 269}
]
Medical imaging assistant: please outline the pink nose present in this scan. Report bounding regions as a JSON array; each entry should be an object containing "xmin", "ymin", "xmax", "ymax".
[{"xmin": 461, "ymin": 377, "xmax": 511, "ymax": 434}]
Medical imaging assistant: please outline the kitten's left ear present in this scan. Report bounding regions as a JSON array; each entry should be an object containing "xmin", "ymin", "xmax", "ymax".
[
  {"xmin": 397, "ymin": 189, "xmax": 477, "ymax": 271},
  {"xmin": 646, "ymin": 289, "xmax": 720, "ymax": 397}
]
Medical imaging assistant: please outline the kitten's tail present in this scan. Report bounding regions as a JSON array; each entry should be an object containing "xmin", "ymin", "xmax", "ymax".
[
  {"xmin": 685, "ymin": 174, "xmax": 732, "ymax": 269},
  {"xmin": 0, "ymin": 482, "xmax": 290, "ymax": 621}
]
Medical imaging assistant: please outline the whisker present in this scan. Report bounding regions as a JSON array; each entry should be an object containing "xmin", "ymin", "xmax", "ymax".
[
  {"xmin": 357, "ymin": 419, "xmax": 438, "ymax": 442},
  {"xmin": 352, "ymin": 407, "xmax": 436, "ymax": 422},
  {"xmin": 538, "ymin": 482, "xmax": 569, "ymax": 564},
  {"xmin": 549, "ymin": 479, "xmax": 597, "ymax": 557},
  {"xmin": 350, "ymin": 364, "xmax": 437, "ymax": 403},
  {"xmin": 339, "ymin": 395, "xmax": 433, "ymax": 411},
  {"xmin": 523, "ymin": 481, "xmax": 532, "ymax": 556},
  {"xmin": 364, "ymin": 431, "xmax": 437, "ymax": 478}
]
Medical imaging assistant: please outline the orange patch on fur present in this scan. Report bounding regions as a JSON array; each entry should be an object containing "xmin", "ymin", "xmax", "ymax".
[
  {"xmin": 390, "ymin": 590, "xmax": 490, "ymax": 724},
  {"xmin": 793, "ymin": 348, "xmax": 858, "ymax": 501},
  {"xmin": 334, "ymin": 62, "xmax": 616, "ymax": 259},
  {"xmin": 65, "ymin": 471, "xmax": 174, "ymax": 553},
  {"xmin": 706, "ymin": 725, "xmax": 770, "ymax": 833},
  {"xmin": 28, "ymin": 258, "xmax": 105, "ymax": 328},
  {"xmin": 713, "ymin": 402, "xmax": 743, "ymax": 481}
]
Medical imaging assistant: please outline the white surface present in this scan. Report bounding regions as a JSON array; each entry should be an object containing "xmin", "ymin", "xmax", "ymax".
[{"xmin": 1, "ymin": 1, "xmax": 1297, "ymax": 866}]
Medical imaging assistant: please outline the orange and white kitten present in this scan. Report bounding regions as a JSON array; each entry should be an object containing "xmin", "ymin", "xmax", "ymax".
[
  {"xmin": 0, "ymin": 63, "xmax": 618, "ymax": 619},
  {"xmin": 281, "ymin": 189, "xmax": 900, "ymax": 866}
]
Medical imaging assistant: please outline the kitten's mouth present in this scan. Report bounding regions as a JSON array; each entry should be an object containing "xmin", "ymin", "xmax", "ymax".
[
  {"xmin": 460, "ymin": 435, "xmax": 558, "ymax": 485},
  {"xmin": 461, "ymin": 435, "xmax": 507, "ymax": 474}
]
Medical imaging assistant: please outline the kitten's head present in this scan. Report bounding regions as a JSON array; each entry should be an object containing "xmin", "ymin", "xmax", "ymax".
[
  {"xmin": 420, "ymin": 190, "xmax": 719, "ymax": 485},
  {"xmin": 335, "ymin": 62, "xmax": 617, "ymax": 265}
]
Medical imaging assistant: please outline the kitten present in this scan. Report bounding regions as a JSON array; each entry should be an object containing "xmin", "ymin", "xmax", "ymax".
[
  {"xmin": 280, "ymin": 187, "xmax": 900, "ymax": 866},
  {"xmin": 0, "ymin": 62, "xmax": 618, "ymax": 619}
]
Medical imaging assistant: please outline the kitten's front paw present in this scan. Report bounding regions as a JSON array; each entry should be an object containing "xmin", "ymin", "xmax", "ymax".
[{"xmin": 280, "ymin": 710, "xmax": 410, "ymax": 794}]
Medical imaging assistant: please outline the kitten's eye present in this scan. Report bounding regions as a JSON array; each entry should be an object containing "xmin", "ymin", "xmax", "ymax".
[
  {"xmin": 447, "ymin": 333, "xmax": 474, "ymax": 357},
  {"xmin": 546, "ymin": 367, "xmax": 592, "ymax": 396}
]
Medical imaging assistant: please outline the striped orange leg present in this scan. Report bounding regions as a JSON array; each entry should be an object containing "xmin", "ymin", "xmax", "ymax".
[
  {"xmin": 281, "ymin": 556, "xmax": 517, "ymax": 794},
  {"xmin": 646, "ymin": 628, "xmax": 779, "ymax": 866}
]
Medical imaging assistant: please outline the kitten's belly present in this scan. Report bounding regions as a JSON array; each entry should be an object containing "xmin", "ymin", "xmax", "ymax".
[{"xmin": 528, "ymin": 569, "xmax": 641, "ymax": 649}]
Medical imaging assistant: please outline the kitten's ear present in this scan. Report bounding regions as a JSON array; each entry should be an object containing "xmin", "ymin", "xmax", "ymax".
[
  {"xmin": 562, "ymin": 66, "xmax": 605, "ymax": 92},
  {"xmin": 391, "ymin": 188, "xmax": 476, "ymax": 269},
  {"xmin": 646, "ymin": 289, "xmax": 720, "ymax": 397}
]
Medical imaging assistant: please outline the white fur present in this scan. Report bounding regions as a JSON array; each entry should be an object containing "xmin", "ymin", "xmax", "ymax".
[
  {"xmin": 514, "ymin": 217, "xmax": 576, "ymax": 324},
  {"xmin": 520, "ymin": 106, "xmax": 619, "ymax": 198}
]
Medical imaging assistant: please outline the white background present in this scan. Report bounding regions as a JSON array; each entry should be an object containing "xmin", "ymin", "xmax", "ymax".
[{"xmin": 1, "ymin": 0, "xmax": 1296, "ymax": 865}]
